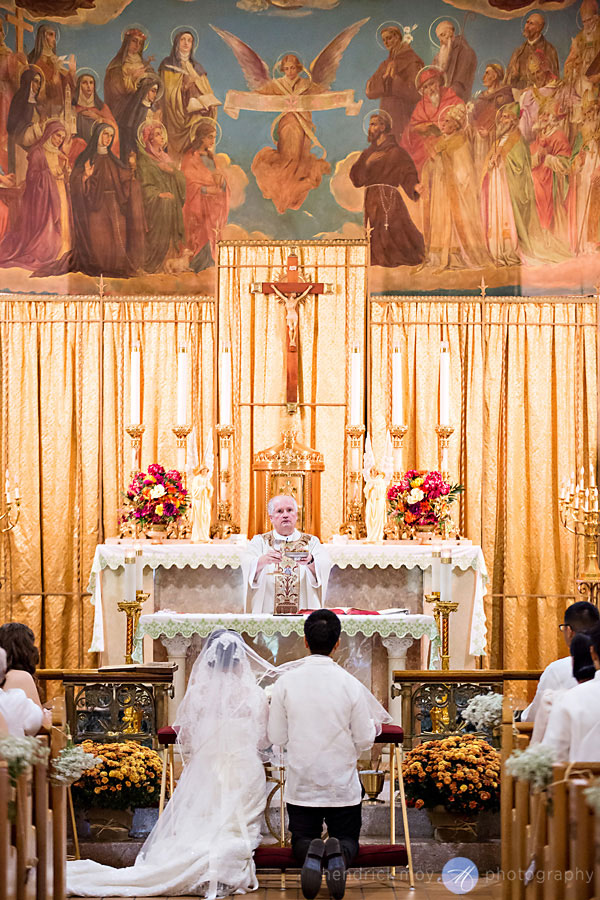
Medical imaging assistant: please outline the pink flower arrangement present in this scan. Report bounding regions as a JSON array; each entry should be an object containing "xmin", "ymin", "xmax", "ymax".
[
  {"xmin": 387, "ymin": 469, "xmax": 462, "ymax": 535},
  {"xmin": 121, "ymin": 464, "xmax": 189, "ymax": 533}
]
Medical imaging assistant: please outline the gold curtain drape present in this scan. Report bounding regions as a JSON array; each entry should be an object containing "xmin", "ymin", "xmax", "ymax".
[
  {"xmin": 0, "ymin": 294, "xmax": 214, "ymax": 676},
  {"xmin": 370, "ymin": 296, "xmax": 597, "ymax": 669},
  {"xmin": 217, "ymin": 240, "xmax": 368, "ymax": 539}
]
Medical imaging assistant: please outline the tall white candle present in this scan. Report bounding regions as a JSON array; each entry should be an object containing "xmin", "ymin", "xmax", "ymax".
[
  {"xmin": 350, "ymin": 347, "xmax": 361, "ymax": 425},
  {"xmin": 135, "ymin": 547, "xmax": 144, "ymax": 592},
  {"xmin": 439, "ymin": 341, "xmax": 450, "ymax": 426},
  {"xmin": 124, "ymin": 555, "xmax": 136, "ymax": 603},
  {"xmin": 4, "ymin": 469, "xmax": 10, "ymax": 505},
  {"xmin": 14, "ymin": 476, "xmax": 19, "ymax": 502},
  {"xmin": 440, "ymin": 553, "xmax": 453, "ymax": 603},
  {"xmin": 431, "ymin": 548, "xmax": 441, "ymax": 593},
  {"xmin": 392, "ymin": 346, "xmax": 403, "ymax": 425},
  {"xmin": 177, "ymin": 346, "xmax": 188, "ymax": 425},
  {"xmin": 130, "ymin": 343, "xmax": 141, "ymax": 425},
  {"xmin": 219, "ymin": 345, "xmax": 232, "ymax": 426}
]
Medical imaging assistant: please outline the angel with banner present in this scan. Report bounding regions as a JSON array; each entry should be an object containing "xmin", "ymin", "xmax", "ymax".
[
  {"xmin": 363, "ymin": 432, "xmax": 394, "ymax": 543},
  {"xmin": 190, "ymin": 431, "xmax": 214, "ymax": 543},
  {"xmin": 210, "ymin": 19, "xmax": 368, "ymax": 213}
]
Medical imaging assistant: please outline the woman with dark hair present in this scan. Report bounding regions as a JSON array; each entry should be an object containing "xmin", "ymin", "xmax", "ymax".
[
  {"xmin": 0, "ymin": 119, "xmax": 71, "ymax": 270},
  {"xmin": 531, "ymin": 631, "xmax": 596, "ymax": 744},
  {"xmin": 39, "ymin": 121, "xmax": 144, "ymax": 277},
  {"xmin": 0, "ymin": 622, "xmax": 42, "ymax": 707},
  {"xmin": 6, "ymin": 65, "xmax": 45, "ymax": 179},
  {"xmin": 118, "ymin": 73, "xmax": 162, "ymax": 163},
  {"xmin": 159, "ymin": 30, "xmax": 217, "ymax": 159}
]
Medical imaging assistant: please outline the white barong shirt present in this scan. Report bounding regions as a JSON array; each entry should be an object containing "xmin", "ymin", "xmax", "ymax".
[{"xmin": 542, "ymin": 669, "xmax": 600, "ymax": 762}]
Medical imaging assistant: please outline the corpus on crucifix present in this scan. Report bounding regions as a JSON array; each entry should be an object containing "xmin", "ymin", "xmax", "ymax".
[{"xmin": 251, "ymin": 252, "xmax": 332, "ymax": 413}]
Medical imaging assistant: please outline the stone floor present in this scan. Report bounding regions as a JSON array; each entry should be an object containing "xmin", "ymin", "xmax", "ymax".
[{"xmin": 71, "ymin": 870, "xmax": 503, "ymax": 900}]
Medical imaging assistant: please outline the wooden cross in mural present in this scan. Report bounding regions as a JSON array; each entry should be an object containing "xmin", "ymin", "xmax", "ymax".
[
  {"xmin": 7, "ymin": 8, "xmax": 34, "ymax": 54},
  {"xmin": 251, "ymin": 252, "xmax": 332, "ymax": 413}
]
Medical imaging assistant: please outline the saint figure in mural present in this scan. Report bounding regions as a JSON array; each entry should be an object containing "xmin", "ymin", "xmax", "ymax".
[
  {"xmin": 518, "ymin": 52, "xmax": 561, "ymax": 142},
  {"xmin": 69, "ymin": 72, "xmax": 119, "ymax": 165},
  {"xmin": 365, "ymin": 25, "xmax": 423, "ymax": 142},
  {"xmin": 39, "ymin": 122, "xmax": 144, "ymax": 278},
  {"xmin": 212, "ymin": 19, "xmax": 367, "ymax": 213},
  {"xmin": 568, "ymin": 91, "xmax": 600, "ymax": 253},
  {"xmin": 104, "ymin": 27, "xmax": 156, "ymax": 125},
  {"xmin": 0, "ymin": 120, "xmax": 71, "ymax": 271},
  {"xmin": 420, "ymin": 104, "xmax": 491, "ymax": 271},
  {"xmin": 402, "ymin": 67, "xmax": 464, "ymax": 175},
  {"xmin": 480, "ymin": 103, "xmax": 569, "ymax": 266},
  {"xmin": 565, "ymin": 0, "xmax": 600, "ymax": 95},
  {"xmin": 505, "ymin": 13, "xmax": 559, "ymax": 88},
  {"xmin": 431, "ymin": 20, "xmax": 477, "ymax": 102},
  {"xmin": 6, "ymin": 66, "xmax": 45, "ymax": 181},
  {"xmin": 182, "ymin": 118, "xmax": 230, "ymax": 272},
  {"xmin": 530, "ymin": 102, "xmax": 571, "ymax": 243},
  {"xmin": 0, "ymin": 19, "xmax": 26, "ymax": 173},
  {"xmin": 159, "ymin": 29, "xmax": 219, "ymax": 161},
  {"xmin": 470, "ymin": 63, "xmax": 513, "ymax": 173},
  {"xmin": 118, "ymin": 75, "xmax": 162, "ymax": 163},
  {"xmin": 350, "ymin": 111, "xmax": 424, "ymax": 267},
  {"xmin": 27, "ymin": 24, "xmax": 75, "ymax": 117},
  {"xmin": 137, "ymin": 122, "xmax": 186, "ymax": 273}
]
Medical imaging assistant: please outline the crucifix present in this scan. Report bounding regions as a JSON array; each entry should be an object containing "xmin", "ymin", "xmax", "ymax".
[
  {"xmin": 6, "ymin": 8, "xmax": 34, "ymax": 54},
  {"xmin": 251, "ymin": 252, "xmax": 332, "ymax": 413}
]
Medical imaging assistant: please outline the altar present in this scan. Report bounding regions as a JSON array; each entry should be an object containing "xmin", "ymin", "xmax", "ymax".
[{"xmin": 87, "ymin": 538, "xmax": 488, "ymax": 691}]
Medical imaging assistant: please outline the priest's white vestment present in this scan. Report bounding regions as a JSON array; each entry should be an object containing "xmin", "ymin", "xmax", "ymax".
[{"xmin": 244, "ymin": 528, "xmax": 331, "ymax": 614}]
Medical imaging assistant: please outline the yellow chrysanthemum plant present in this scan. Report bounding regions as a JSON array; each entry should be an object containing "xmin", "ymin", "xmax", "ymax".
[
  {"xmin": 402, "ymin": 735, "xmax": 501, "ymax": 815},
  {"xmin": 71, "ymin": 740, "xmax": 163, "ymax": 811}
]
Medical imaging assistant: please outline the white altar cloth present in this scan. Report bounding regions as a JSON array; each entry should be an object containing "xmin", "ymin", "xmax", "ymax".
[{"xmin": 87, "ymin": 539, "xmax": 487, "ymax": 665}]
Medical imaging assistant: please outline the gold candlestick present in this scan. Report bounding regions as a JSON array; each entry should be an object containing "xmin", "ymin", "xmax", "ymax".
[
  {"xmin": 1, "ymin": 498, "xmax": 20, "ymax": 533},
  {"xmin": 215, "ymin": 423, "xmax": 239, "ymax": 538},
  {"xmin": 425, "ymin": 591, "xmax": 459, "ymax": 670},
  {"xmin": 117, "ymin": 589, "xmax": 148, "ymax": 665},
  {"xmin": 435, "ymin": 424, "xmax": 454, "ymax": 481},
  {"xmin": 389, "ymin": 424, "xmax": 408, "ymax": 482},
  {"xmin": 340, "ymin": 425, "xmax": 366, "ymax": 538},
  {"xmin": 559, "ymin": 468, "xmax": 600, "ymax": 606},
  {"xmin": 125, "ymin": 423, "xmax": 145, "ymax": 478}
]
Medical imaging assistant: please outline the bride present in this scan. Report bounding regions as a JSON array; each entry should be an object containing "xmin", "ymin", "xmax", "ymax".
[{"xmin": 67, "ymin": 630, "xmax": 272, "ymax": 897}]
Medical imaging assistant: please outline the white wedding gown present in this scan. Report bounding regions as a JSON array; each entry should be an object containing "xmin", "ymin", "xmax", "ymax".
[{"xmin": 67, "ymin": 700, "xmax": 269, "ymax": 896}]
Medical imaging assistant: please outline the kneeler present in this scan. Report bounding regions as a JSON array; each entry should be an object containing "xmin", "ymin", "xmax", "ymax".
[
  {"xmin": 374, "ymin": 723, "xmax": 414, "ymax": 886},
  {"xmin": 156, "ymin": 727, "xmax": 178, "ymax": 816}
]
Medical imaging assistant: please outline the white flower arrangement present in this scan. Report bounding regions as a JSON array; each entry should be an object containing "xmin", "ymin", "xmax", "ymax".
[
  {"xmin": 0, "ymin": 735, "xmax": 50, "ymax": 782},
  {"xmin": 50, "ymin": 744, "xmax": 98, "ymax": 786},
  {"xmin": 505, "ymin": 745, "xmax": 557, "ymax": 791},
  {"xmin": 584, "ymin": 777, "xmax": 600, "ymax": 815},
  {"xmin": 462, "ymin": 692, "xmax": 503, "ymax": 731}
]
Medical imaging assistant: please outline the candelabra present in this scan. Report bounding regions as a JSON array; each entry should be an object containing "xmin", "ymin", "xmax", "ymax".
[
  {"xmin": 435, "ymin": 424, "xmax": 454, "ymax": 481},
  {"xmin": 340, "ymin": 424, "xmax": 366, "ymax": 539},
  {"xmin": 172, "ymin": 424, "xmax": 193, "ymax": 539},
  {"xmin": 214, "ymin": 423, "xmax": 239, "ymax": 538},
  {"xmin": 389, "ymin": 425, "xmax": 408, "ymax": 482},
  {"xmin": 1, "ymin": 498, "xmax": 20, "ymax": 533},
  {"xmin": 117, "ymin": 588, "xmax": 148, "ymax": 665},
  {"xmin": 125, "ymin": 423, "xmax": 145, "ymax": 478},
  {"xmin": 559, "ymin": 467, "xmax": 600, "ymax": 606}
]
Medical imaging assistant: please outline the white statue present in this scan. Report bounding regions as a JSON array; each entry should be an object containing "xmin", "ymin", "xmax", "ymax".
[
  {"xmin": 363, "ymin": 432, "xmax": 393, "ymax": 543},
  {"xmin": 190, "ymin": 432, "xmax": 214, "ymax": 543}
]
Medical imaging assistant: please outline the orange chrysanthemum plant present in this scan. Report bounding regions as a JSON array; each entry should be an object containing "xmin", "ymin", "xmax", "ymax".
[
  {"xmin": 71, "ymin": 740, "xmax": 162, "ymax": 810},
  {"xmin": 402, "ymin": 734, "xmax": 501, "ymax": 814}
]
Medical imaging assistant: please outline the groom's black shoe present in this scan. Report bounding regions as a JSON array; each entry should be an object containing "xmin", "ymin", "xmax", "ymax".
[
  {"xmin": 324, "ymin": 837, "xmax": 347, "ymax": 900},
  {"xmin": 301, "ymin": 838, "xmax": 326, "ymax": 899}
]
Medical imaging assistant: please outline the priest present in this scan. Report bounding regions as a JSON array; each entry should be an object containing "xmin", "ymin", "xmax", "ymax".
[{"xmin": 245, "ymin": 494, "xmax": 331, "ymax": 614}]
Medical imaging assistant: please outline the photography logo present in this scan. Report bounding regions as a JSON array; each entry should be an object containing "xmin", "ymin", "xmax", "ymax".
[{"xmin": 441, "ymin": 857, "xmax": 479, "ymax": 894}]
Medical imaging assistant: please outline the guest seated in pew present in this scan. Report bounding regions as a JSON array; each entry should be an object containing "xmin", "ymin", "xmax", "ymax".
[
  {"xmin": 0, "ymin": 622, "xmax": 43, "ymax": 708},
  {"xmin": 522, "ymin": 601, "xmax": 599, "ymax": 722},
  {"xmin": 542, "ymin": 622, "xmax": 600, "ymax": 762},
  {"xmin": 268, "ymin": 610, "xmax": 391, "ymax": 900},
  {"xmin": 0, "ymin": 648, "xmax": 44, "ymax": 736},
  {"xmin": 531, "ymin": 632, "xmax": 596, "ymax": 743}
]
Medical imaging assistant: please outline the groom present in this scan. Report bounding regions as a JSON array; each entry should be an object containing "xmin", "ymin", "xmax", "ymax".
[{"xmin": 267, "ymin": 610, "xmax": 378, "ymax": 900}]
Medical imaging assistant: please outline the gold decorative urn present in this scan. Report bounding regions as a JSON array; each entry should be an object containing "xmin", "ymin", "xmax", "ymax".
[{"xmin": 252, "ymin": 428, "xmax": 324, "ymax": 538}]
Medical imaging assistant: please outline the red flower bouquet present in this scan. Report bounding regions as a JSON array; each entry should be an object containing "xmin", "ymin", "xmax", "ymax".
[
  {"xmin": 387, "ymin": 469, "xmax": 462, "ymax": 537},
  {"xmin": 121, "ymin": 464, "xmax": 189, "ymax": 534}
]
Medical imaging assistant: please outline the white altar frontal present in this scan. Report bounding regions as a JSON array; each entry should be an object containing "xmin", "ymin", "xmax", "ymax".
[{"xmin": 88, "ymin": 537, "xmax": 488, "ymax": 714}]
